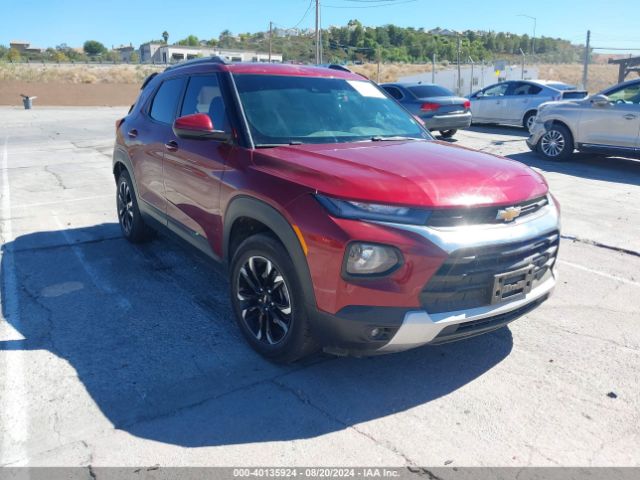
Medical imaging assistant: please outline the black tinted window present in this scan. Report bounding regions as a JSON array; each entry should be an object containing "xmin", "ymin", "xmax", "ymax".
[
  {"xmin": 408, "ymin": 85, "xmax": 454, "ymax": 98},
  {"xmin": 383, "ymin": 86, "xmax": 403, "ymax": 100},
  {"xmin": 509, "ymin": 83, "xmax": 542, "ymax": 96},
  {"xmin": 149, "ymin": 78, "xmax": 185, "ymax": 124},
  {"xmin": 180, "ymin": 75, "xmax": 229, "ymax": 131}
]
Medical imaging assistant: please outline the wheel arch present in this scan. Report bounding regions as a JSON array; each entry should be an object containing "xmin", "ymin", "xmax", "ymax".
[
  {"xmin": 546, "ymin": 119, "xmax": 576, "ymax": 144},
  {"xmin": 523, "ymin": 109, "xmax": 538, "ymax": 125},
  {"xmin": 224, "ymin": 196, "xmax": 316, "ymax": 308},
  {"xmin": 112, "ymin": 146, "xmax": 141, "ymax": 198}
]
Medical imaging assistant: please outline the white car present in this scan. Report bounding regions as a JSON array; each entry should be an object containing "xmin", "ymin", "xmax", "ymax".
[{"xmin": 469, "ymin": 80, "xmax": 587, "ymax": 130}]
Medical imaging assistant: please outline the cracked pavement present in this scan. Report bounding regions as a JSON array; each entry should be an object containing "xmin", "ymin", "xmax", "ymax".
[{"xmin": 0, "ymin": 107, "xmax": 639, "ymax": 467}]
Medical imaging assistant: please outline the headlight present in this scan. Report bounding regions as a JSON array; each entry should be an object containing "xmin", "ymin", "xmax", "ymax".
[
  {"xmin": 345, "ymin": 243, "xmax": 402, "ymax": 276},
  {"xmin": 315, "ymin": 194, "xmax": 431, "ymax": 225}
]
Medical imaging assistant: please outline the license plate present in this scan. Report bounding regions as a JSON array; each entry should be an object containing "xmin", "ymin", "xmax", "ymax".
[{"xmin": 491, "ymin": 265, "xmax": 535, "ymax": 304}]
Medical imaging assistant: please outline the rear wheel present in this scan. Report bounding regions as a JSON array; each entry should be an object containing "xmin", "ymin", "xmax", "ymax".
[
  {"xmin": 116, "ymin": 170, "xmax": 153, "ymax": 243},
  {"xmin": 537, "ymin": 124, "xmax": 574, "ymax": 161},
  {"xmin": 523, "ymin": 111, "xmax": 537, "ymax": 131},
  {"xmin": 230, "ymin": 234, "xmax": 317, "ymax": 363},
  {"xmin": 438, "ymin": 129, "xmax": 457, "ymax": 138}
]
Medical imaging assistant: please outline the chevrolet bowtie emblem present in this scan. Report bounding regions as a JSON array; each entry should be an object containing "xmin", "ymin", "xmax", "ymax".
[{"xmin": 496, "ymin": 206, "xmax": 522, "ymax": 222}]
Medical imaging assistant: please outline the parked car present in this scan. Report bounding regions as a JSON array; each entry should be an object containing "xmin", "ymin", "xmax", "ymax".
[
  {"xmin": 469, "ymin": 80, "xmax": 588, "ymax": 130},
  {"xmin": 527, "ymin": 78, "xmax": 640, "ymax": 161},
  {"xmin": 114, "ymin": 57, "xmax": 560, "ymax": 362},
  {"xmin": 380, "ymin": 82, "xmax": 471, "ymax": 138}
]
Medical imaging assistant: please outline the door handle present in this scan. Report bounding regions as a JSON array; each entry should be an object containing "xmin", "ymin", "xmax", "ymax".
[
  {"xmin": 165, "ymin": 140, "xmax": 179, "ymax": 152},
  {"xmin": 128, "ymin": 129, "xmax": 138, "ymax": 138},
  {"xmin": 624, "ymin": 114, "xmax": 637, "ymax": 120}
]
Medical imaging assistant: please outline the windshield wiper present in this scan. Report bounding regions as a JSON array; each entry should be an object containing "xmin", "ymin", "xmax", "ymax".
[
  {"xmin": 370, "ymin": 136, "xmax": 421, "ymax": 142},
  {"xmin": 255, "ymin": 141, "xmax": 303, "ymax": 148}
]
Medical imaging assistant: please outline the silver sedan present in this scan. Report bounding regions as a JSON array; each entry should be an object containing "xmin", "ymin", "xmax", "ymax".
[{"xmin": 469, "ymin": 80, "xmax": 587, "ymax": 130}]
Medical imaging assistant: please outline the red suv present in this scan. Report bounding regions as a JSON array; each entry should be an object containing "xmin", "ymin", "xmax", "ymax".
[{"xmin": 113, "ymin": 57, "xmax": 560, "ymax": 362}]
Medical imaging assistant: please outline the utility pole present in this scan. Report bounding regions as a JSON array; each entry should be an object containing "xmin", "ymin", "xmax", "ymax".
[
  {"xmin": 269, "ymin": 21, "xmax": 273, "ymax": 63},
  {"xmin": 582, "ymin": 30, "xmax": 591, "ymax": 90},
  {"xmin": 456, "ymin": 35, "xmax": 461, "ymax": 95},
  {"xmin": 376, "ymin": 48, "xmax": 381, "ymax": 83},
  {"xmin": 517, "ymin": 15, "xmax": 537, "ymax": 55},
  {"xmin": 469, "ymin": 56, "xmax": 475, "ymax": 96},
  {"xmin": 519, "ymin": 48, "xmax": 526, "ymax": 79},
  {"xmin": 315, "ymin": 0, "xmax": 321, "ymax": 64},
  {"xmin": 432, "ymin": 53, "xmax": 436, "ymax": 84}
]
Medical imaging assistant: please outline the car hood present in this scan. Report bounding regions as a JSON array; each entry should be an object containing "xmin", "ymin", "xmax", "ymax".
[{"xmin": 252, "ymin": 140, "xmax": 548, "ymax": 208}]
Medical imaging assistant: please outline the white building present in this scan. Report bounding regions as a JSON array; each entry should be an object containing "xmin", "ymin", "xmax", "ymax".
[{"xmin": 139, "ymin": 43, "xmax": 282, "ymax": 64}]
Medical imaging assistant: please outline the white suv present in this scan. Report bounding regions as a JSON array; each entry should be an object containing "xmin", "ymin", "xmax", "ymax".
[{"xmin": 527, "ymin": 78, "xmax": 640, "ymax": 161}]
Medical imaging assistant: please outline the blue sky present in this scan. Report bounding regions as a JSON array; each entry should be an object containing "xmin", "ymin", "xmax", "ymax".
[{"xmin": 2, "ymin": 0, "xmax": 638, "ymax": 53}]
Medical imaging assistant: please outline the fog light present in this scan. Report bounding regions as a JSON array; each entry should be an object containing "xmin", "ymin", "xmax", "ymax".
[
  {"xmin": 345, "ymin": 243, "xmax": 401, "ymax": 276},
  {"xmin": 370, "ymin": 327, "xmax": 381, "ymax": 338}
]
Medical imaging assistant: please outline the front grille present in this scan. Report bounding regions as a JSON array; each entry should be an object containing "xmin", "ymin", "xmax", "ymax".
[
  {"xmin": 427, "ymin": 196, "xmax": 548, "ymax": 228},
  {"xmin": 421, "ymin": 231, "xmax": 559, "ymax": 314}
]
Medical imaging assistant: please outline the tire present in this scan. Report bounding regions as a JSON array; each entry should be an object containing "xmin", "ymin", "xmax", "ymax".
[
  {"xmin": 116, "ymin": 170, "xmax": 153, "ymax": 243},
  {"xmin": 523, "ymin": 111, "xmax": 537, "ymax": 131},
  {"xmin": 438, "ymin": 129, "xmax": 457, "ymax": 138},
  {"xmin": 230, "ymin": 233, "xmax": 317, "ymax": 363},
  {"xmin": 536, "ymin": 124, "xmax": 574, "ymax": 161}
]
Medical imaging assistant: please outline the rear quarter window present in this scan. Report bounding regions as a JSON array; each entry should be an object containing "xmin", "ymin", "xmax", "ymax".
[{"xmin": 149, "ymin": 77, "xmax": 186, "ymax": 124}]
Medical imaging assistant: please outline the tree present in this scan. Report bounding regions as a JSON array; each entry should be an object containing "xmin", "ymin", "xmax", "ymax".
[
  {"xmin": 7, "ymin": 48, "xmax": 21, "ymax": 62},
  {"xmin": 130, "ymin": 51, "xmax": 140, "ymax": 63},
  {"xmin": 162, "ymin": 31, "xmax": 169, "ymax": 44},
  {"xmin": 177, "ymin": 35, "xmax": 199, "ymax": 46},
  {"xmin": 83, "ymin": 40, "xmax": 106, "ymax": 56},
  {"xmin": 52, "ymin": 50, "xmax": 68, "ymax": 62}
]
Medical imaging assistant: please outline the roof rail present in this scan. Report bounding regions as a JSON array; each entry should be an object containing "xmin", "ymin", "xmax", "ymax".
[
  {"xmin": 164, "ymin": 55, "xmax": 228, "ymax": 72},
  {"xmin": 326, "ymin": 64, "xmax": 353, "ymax": 73}
]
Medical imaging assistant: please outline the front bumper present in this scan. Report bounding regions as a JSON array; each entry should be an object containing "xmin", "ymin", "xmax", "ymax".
[
  {"xmin": 378, "ymin": 274, "xmax": 554, "ymax": 352},
  {"xmin": 423, "ymin": 112, "xmax": 472, "ymax": 130},
  {"xmin": 527, "ymin": 121, "xmax": 547, "ymax": 150},
  {"xmin": 313, "ymin": 200, "xmax": 560, "ymax": 356}
]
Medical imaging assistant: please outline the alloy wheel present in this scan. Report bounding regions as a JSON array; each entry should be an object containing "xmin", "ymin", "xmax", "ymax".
[
  {"xmin": 236, "ymin": 256, "xmax": 292, "ymax": 345},
  {"xmin": 117, "ymin": 180, "xmax": 134, "ymax": 235},
  {"xmin": 540, "ymin": 130, "xmax": 565, "ymax": 157},
  {"xmin": 526, "ymin": 114, "xmax": 536, "ymax": 130}
]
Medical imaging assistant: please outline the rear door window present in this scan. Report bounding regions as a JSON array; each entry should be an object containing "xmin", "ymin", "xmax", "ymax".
[
  {"xmin": 507, "ymin": 82, "xmax": 542, "ymax": 96},
  {"xmin": 149, "ymin": 77, "xmax": 186, "ymax": 124}
]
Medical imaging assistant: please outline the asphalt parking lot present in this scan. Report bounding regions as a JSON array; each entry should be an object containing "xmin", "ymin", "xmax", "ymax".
[{"xmin": 1, "ymin": 107, "xmax": 639, "ymax": 467}]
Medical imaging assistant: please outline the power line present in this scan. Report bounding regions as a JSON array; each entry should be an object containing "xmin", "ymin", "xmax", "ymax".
[{"xmin": 323, "ymin": 0, "xmax": 417, "ymax": 8}]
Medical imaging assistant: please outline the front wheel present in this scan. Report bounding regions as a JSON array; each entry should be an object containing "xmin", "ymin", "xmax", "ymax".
[
  {"xmin": 439, "ymin": 129, "xmax": 457, "ymax": 138},
  {"xmin": 116, "ymin": 170, "xmax": 153, "ymax": 243},
  {"xmin": 230, "ymin": 234, "xmax": 317, "ymax": 362},
  {"xmin": 537, "ymin": 124, "xmax": 574, "ymax": 161}
]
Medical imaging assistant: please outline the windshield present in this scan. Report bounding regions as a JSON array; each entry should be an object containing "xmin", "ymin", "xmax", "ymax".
[
  {"xmin": 233, "ymin": 74, "xmax": 429, "ymax": 146},
  {"xmin": 408, "ymin": 85, "xmax": 454, "ymax": 98}
]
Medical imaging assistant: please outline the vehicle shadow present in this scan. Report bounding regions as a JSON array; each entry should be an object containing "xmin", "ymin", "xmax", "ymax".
[
  {"xmin": 1, "ymin": 223, "xmax": 513, "ymax": 447},
  {"xmin": 507, "ymin": 151, "xmax": 640, "ymax": 187},
  {"xmin": 468, "ymin": 124, "xmax": 529, "ymax": 137}
]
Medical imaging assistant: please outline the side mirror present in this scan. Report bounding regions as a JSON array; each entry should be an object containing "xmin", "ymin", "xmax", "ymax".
[
  {"xmin": 590, "ymin": 94, "xmax": 610, "ymax": 107},
  {"xmin": 172, "ymin": 113, "xmax": 230, "ymax": 142},
  {"xmin": 475, "ymin": 91, "xmax": 484, "ymax": 98}
]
